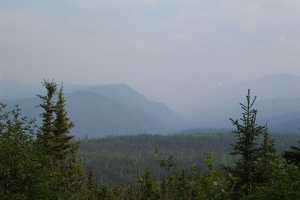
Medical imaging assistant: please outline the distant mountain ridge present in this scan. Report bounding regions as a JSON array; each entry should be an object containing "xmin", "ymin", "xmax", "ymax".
[
  {"xmin": 181, "ymin": 73, "xmax": 300, "ymax": 133},
  {"xmin": 1, "ymin": 73, "xmax": 300, "ymax": 135},
  {"xmin": 1, "ymin": 83, "xmax": 183, "ymax": 138}
]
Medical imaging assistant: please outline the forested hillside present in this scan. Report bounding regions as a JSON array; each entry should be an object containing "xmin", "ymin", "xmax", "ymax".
[{"xmin": 1, "ymin": 81, "xmax": 300, "ymax": 199}]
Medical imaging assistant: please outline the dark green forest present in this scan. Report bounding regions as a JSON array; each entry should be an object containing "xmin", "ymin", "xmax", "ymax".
[
  {"xmin": 78, "ymin": 132, "xmax": 300, "ymax": 186},
  {"xmin": 1, "ymin": 82, "xmax": 300, "ymax": 199}
]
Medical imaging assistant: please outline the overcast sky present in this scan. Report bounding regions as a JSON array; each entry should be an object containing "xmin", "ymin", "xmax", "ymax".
[{"xmin": 1, "ymin": 0, "xmax": 300, "ymax": 103}]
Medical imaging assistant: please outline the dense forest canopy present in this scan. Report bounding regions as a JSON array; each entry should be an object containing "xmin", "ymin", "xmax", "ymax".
[
  {"xmin": 0, "ymin": 82, "xmax": 299, "ymax": 199},
  {"xmin": 78, "ymin": 132, "xmax": 300, "ymax": 185}
]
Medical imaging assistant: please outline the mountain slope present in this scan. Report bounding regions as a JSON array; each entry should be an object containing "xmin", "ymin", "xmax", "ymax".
[
  {"xmin": 1, "ymin": 84, "xmax": 183, "ymax": 138},
  {"xmin": 79, "ymin": 84, "xmax": 181, "ymax": 126}
]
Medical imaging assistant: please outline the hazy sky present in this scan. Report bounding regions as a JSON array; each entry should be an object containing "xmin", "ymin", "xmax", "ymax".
[{"xmin": 1, "ymin": 0, "xmax": 300, "ymax": 102}]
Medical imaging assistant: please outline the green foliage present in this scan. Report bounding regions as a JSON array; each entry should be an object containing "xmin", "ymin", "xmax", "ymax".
[
  {"xmin": 283, "ymin": 140, "xmax": 300, "ymax": 166},
  {"xmin": 0, "ymin": 104, "xmax": 64, "ymax": 199},
  {"xmin": 225, "ymin": 90, "xmax": 277, "ymax": 198},
  {"xmin": 0, "ymin": 81, "xmax": 86, "ymax": 199},
  {"xmin": 77, "ymin": 132, "xmax": 298, "ymax": 186},
  {"xmin": 141, "ymin": 151, "xmax": 231, "ymax": 200},
  {"xmin": 247, "ymin": 157, "xmax": 300, "ymax": 200},
  {"xmin": 192, "ymin": 153, "xmax": 232, "ymax": 199},
  {"xmin": 138, "ymin": 169, "xmax": 161, "ymax": 200}
]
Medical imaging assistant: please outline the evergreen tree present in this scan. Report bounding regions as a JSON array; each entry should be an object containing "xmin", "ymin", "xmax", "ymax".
[
  {"xmin": 37, "ymin": 80, "xmax": 84, "ymax": 197},
  {"xmin": 283, "ymin": 140, "xmax": 300, "ymax": 167},
  {"xmin": 138, "ymin": 169, "xmax": 161, "ymax": 200},
  {"xmin": 37, "ymin": 80, "xmax": 79, "ymax": 165},
  {"xmin": 87, "ymin": 165, "xmax": 98, "ymax": 189},
  {"xmin": 36, "ymin": 80, "xmax": 57, "ymax": 153},
  {"xmin": 226, "ymin": 89, "xmax": 276, "ymax": 198},
  {"xmin": 53, "ymin": 84, "xmax": 80, "ymax": 169},
  {"xmin": 256, "ymin": 129, "xmax": 276, "ymax": 186}
]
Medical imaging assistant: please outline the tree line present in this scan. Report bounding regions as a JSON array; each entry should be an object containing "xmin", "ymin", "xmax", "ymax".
[{"xmin": 0, "ymin": 82, "xmax": 299, "ymax": 199}]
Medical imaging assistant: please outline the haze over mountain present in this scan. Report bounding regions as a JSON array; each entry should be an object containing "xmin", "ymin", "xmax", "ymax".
[
  {"xmin": 179, "ymin": 73, "xmax": 300, "ymax": 133},
  {"xmin": 163, "ymin": 73, "xmax": 300, "ymax": 113},
  {"xmin": 1, "ymin": 73, "xmax": 300, "ymax": 136},
  {"xmin": 1, "ymin": 83, "xmax": 183, "ymax": 138}
]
